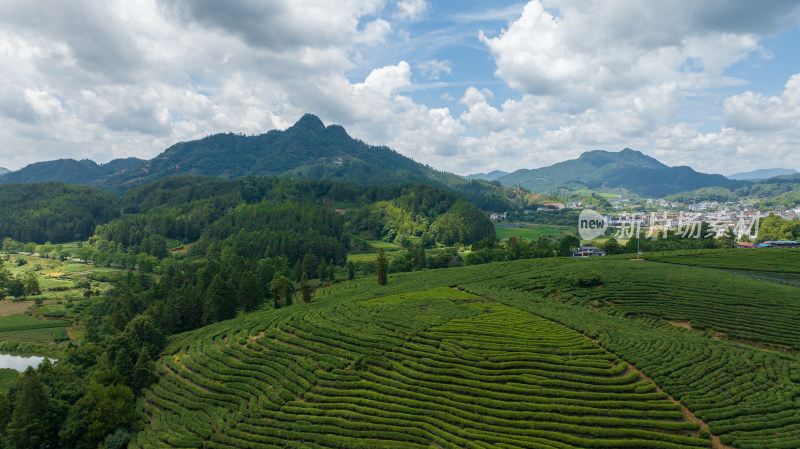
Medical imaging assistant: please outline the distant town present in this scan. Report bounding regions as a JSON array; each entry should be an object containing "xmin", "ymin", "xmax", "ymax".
[{"xmin": 492, "ymin": 196, "xmax": 800, "ymax": 245}]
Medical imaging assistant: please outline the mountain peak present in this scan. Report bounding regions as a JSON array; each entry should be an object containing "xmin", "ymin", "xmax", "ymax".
[{"xmin": 291, "ymin": 113, "xmax": 326, "ymax": 132}]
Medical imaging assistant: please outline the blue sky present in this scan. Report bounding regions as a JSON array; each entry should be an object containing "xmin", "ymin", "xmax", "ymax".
[{"xmin": 1, "ymin": 0, "xmax": 799, "ymax": 176}]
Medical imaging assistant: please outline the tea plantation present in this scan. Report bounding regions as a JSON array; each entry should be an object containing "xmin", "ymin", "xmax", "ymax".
[{"xmin": 135, "ymin": 256, "xmax": 800, "ymax": 448}]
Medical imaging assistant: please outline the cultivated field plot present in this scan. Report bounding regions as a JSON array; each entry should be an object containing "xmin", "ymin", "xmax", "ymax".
[
  {"xmin": 643, "ymin": 248, "xmax": 800, "ymax": 274},
  {"xmin": 346, "ymin": 240, "xmax": 404, "ymax": 263},
  {"xmin": 479, "ymin": 258, "xmax": 800, "ymax": 350},
  {"xmin": 494, "ymin": 224, "xmax": 573, "ymax": 241},
  {"xmin": 136, "ymin": 288, "xmax": 709, "ymax": 448},
  {"xmin": 0, "ymin": 313, "xmax": 71, "ymax": 343}
]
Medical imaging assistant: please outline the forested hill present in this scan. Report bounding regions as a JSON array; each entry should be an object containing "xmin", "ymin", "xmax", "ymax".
[
  {"xmin": 0, "ymin": 182, "xmax": 120, "ymax": 243},
  {"xmin": 496, "ymin": 148, "xmax": 744, "ymax": 197},
  {"xmin": 0, "ymin": 176, "xmax": 495, "ymax": 251},
  {"xmin": 0, "ymin": 114, "xmax": 511, "ymax": 210},
  {"xmin": 0, "ymin": 158, "xmax": 144, "ymax": 185}
]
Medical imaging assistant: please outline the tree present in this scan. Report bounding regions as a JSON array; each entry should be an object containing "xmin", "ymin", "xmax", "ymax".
[
  {"xmin": 418, "ymin": 245, "xmax": 427, "ymax": 270},
  {"xmin": 327, "ymin": 260, "xmax": 335, "ymax": 281},
  {"xmin": 7, "ymin": 368, "xmax": 61, "ymax": 449},
  {"xmin": 507, "ymin": 237, "xmax": 520, "ymax": 260},
  {"xmin": 300, "ymin": 272, "xmax": 314, "ymax": 303},
  {"xmin": 124, "ymin": 315, "xmax": 165, "ymax": 352},
  {"xmin": 270, "ymin": 275, "xmax": 293, "ymax": 308},
  {"xmin": 375, "ymin": 248, "xmax": 388, "ymax": 286},
  {"xmin": 59, "ymin": 382, "xmax": 135, "ymax": 449},
  {"xmin": 201, "ymin": 275, "xmax": 235, "ymax": 325},
  {"xmin": 132, "ymin": 348, "xmax": 156, "ymax": 392},
  {"xmin": 22, "ymin": 271, "xmax": 40, "ymax": 296},
  {"xmin": 0, "ymin": 267, "xmax": 11, "ymax": 297},
  {"xmin": 6, "ymin": 278, "xmax": 26, "ymax": 299},
  {"xmin": 603, "ymin": 238, "xmax": 623, "ymax": 255},
  {"xmin": 346, "ymin": 261, "xmax": 355, "ymax": 280},
  {"xmin": 558, "ymin": 235, "xmax": 581, "ymax": 257},
  {"xmin": 239, "ymin": 272, "xmax": 261, "ymax": 312}
]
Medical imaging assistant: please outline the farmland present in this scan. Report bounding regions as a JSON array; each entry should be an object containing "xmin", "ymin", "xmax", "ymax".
[
  {"xmin": 137, "ymin": 287, "xmax": 709, "ymax": 448},
  {"xmin": 135, "ymin": 254, "xmax": 800, "ymax": 448},
  {"xmin": 642, "ymin": 248, "xmax": 800, "ymax": 274},
  {"xmin": 494, "ymin": 224, "xmax": 574, "ymax": 241},
  {"xmin": 0, "ymin": 252, "xmax": 120, "ymax": 352}
]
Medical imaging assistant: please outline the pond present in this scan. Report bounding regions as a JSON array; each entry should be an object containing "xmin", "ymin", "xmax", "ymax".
[{"xmin": 0, "ymin": 352, "xmax": 52, "ymax": 371}]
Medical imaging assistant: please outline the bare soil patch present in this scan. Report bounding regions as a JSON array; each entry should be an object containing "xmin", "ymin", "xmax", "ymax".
[{"xmin": 0, "ymin": 299, "xmax": 59, "ymax": 316}]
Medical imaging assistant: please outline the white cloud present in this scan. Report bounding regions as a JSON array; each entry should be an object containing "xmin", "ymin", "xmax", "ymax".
[
  {"xmin": 418, "ymin": 59, "xmax": 452, "ymax": 80},
  {"xmin": 357, "ymin": 62, "xmax": 412, "ymax": 96},
  {"xmin": 724, "ymin": 74, "xmax": 800, "ymax": 132},
  {"xmin": 394, "ymin": 0, "xmax": 428, "ymax": 21},
  {"xmin": 0, "ymin": 0, "xmax": 798, "ymax": 178},
  {"xmin": 356, "ymin": 19, "xmax": 392, "ymax": 45}
]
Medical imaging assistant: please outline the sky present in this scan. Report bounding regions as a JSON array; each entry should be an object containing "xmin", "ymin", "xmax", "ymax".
[{"xmin": 1, "ymin": 0, "xmax": 799, "ymax": 176}]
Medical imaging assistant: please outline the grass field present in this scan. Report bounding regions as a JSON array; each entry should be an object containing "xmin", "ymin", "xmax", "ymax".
[
  {"xmin": 346, "ymin": 240, "xmax": 405, "ymax": 263},
  {"xmin": 135, "ymin": 250, "xmax": 800, "ymax": 448},
  {"xmin": 571, "ymin": 189, "xmax": 621, "ymax": 198},
  {"xmin": 494, "ymin": 224, "xmax": 574, "ymax": 241}
]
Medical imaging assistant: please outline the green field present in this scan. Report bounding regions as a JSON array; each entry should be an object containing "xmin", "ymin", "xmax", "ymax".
[
  {"xmin": 0, "ymin": 313, "xmax": 71, "ymax": 344},
  {"xmin": 135, "ymin": 252, "xmax": 800, "ymax": 448},
  {"xmin": 346, "ymin": 240, "xmax": 405, "ymax": 263},
  {"xmin": 643, "ymin": 248, "xmax": 800, "ymax": 273},
  {"xmin": 494, "ymin": 224, "xmax": 574, "ymax": 241},
  {"xmin": 571, "ymin": 189, "xmax": 621, "ymax": 198}
]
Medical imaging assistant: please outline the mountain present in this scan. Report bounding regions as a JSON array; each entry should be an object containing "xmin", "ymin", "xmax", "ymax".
[
  {"xmin": 0, "ymin": 157, "xmax": 145, "ymax": 186},
  {"xmin": 727, "ymin": 168, "xmax": 799, "ymax": 180},
  {"xmin": 497, "ymin": 148, "xmax": 743, "ymax": 197},
  {"xmin": 0, "ymin": 114, "xmax": 510, "ymax": 210},
  {"xmin": 0, "ymin": 167, "xmax": 9, "ymax": 176},
  {"xmin": 465, "ymin": 170, "xmax": 509, "ymax": 181}
]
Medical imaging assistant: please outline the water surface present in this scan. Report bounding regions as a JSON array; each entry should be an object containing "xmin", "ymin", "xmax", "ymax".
[{"xmin": 0, "ymin": 352, "xmax": 50, "ymax": 371}]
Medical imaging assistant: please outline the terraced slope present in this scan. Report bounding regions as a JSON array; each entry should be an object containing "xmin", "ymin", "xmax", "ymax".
[
  {"xmin": 642, "ymin": 248, "xmax": 800, "ymax": 274},
  {"xmin": 479, "ymin": 258, "xmax": 800, "ymax": 350},
  {"xmin": 457, "ymin": 259, "xmax": 800, "ymax": 448},
  {"xmin": 136, "ymin": 288, "xmax": 709, "ymax": 448}
]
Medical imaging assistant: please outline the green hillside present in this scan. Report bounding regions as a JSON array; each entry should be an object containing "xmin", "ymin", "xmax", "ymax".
[
  {"xmin": 0, "ymin": 115, "xmax": 512, "ymax": 210},
  {"xmin": 0, "ymin": 182, "xmax": 120, "ymax": 243},
  {"xmin": 134, "ymin": 254, "xmax": 800, "ymax": 448},
  {"xmin": 137, "ymin": 286, "xmax": 708, "ymax": 449},
  {"xmin": 0, "ymin": 158, "xmax": 144, "ymax": 185},
  {"xmin": 665, "ymin": 173, "xmax": 800, "ymax": 208},
  {"xmin": 498, "ymin": 148, "xmax": 743, "ymax": 197}
]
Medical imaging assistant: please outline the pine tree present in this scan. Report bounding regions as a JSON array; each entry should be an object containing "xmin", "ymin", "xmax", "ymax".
[
  {"xmin": 7, "ymin": 368, "xmax": 60, "ymax": 448},
  {"xmin": 132, "ymin": 348, "xmax": 155, "ymax": 392},
  {"xmin": 375, "ymin": 248, "xmax": 388, "ymax": 286},
  {"xmin": 239, "ymin": 272, "xmax": 261, "ymax": 312}
]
